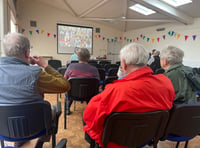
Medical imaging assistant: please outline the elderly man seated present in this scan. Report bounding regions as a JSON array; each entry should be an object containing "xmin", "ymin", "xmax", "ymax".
[{"xmin": 83, "ymin": 43, "xmax": 175, "ymax": 148}]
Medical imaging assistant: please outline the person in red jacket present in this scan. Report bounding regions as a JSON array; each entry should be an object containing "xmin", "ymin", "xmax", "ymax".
[{"xmin": 83, "ymin": 43, "xmax": 175, "ymax": 148}]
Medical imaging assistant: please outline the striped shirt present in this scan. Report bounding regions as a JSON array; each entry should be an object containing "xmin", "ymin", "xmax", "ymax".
[{"xmin": 64, "ymin": 63, "xmax": 100, "ymax": 80}]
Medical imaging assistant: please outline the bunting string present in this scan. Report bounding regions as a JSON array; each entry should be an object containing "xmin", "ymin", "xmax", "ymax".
[{"xmin": 21, "ymin": 28, "xmax": 199, "ymax": 43}]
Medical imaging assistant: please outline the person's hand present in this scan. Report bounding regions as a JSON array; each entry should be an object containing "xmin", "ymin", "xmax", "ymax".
[{"xmin": 29, "ymin": 55, "xmax": 48, "ymax": 68}]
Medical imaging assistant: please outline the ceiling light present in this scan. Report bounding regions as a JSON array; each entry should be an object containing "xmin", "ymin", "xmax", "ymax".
[
  {"xmin": 161, "ymin": 0, "xmax": 192, "ymax": 7},
  {"xmin": 129, "ymin": 4, "xmax": 156, "ymax": 15}
]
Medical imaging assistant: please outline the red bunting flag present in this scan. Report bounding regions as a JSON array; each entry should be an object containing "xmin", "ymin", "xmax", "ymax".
[
  {"xmin": 137, "ymin": 37, "xmax": 139, "ymax": 41},
  {"xmin": 98, "ymin": 34, "xmax": 101, "ymax": 38},
  {"xmin": 185, "ymin": 35, "xmax": 189, "ymax": 41},
  {"xmin": 47, "ymin": 33, "xmax": 50, "ymax": 37},
  {"xmin": 157, "ymin": 38, "xmax": 160, "ymax": 42}
]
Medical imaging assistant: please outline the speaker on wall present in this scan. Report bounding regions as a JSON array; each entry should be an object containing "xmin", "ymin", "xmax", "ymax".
[
  {"xmin": 30, "ymin": 20, "xmax": 37, "ymax": 27},
  {"xmin": 96, "ymin": 28, "xmax": 100, "ymax": 33}
]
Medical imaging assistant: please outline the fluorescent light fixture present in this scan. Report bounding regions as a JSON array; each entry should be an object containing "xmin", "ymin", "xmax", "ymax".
[
  {"xmin": 161, "ymin": 0, "xmax": 192, "ymax": 7},
  {"xmin": 129, "ymin": 4, "xmax": 156, "ymax": 15}
]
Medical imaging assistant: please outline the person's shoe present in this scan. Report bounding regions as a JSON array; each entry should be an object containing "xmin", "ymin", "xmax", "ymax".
[{"xmin": 66, "ymin": 109, "xmax": 71, "ymax": 115}]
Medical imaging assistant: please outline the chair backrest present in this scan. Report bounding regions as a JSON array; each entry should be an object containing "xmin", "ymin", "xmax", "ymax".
[
  {"xmin": 58, "ymin": 67, "xmax": 67, "ymax": 76},
  {"xmin": 107, "ymin": 68, "xmax": 118, "ymax": 76},
  {"xmin": 97, "ymin": 68, "xmax": 106, "ymax": 82},
  {"xmin": 88, "ymin": 60, "xmax": 98, "ymax": 64},
  {"xmin": 115, "ymin": 61, "xmax": 120, "ymax": 65},
  {"xmin": 102, "ymin": 111, "xmax": 169, "ymax": 148},
  {"xmin": 70, "ymin": 60, "xmax": 78, "ymax": 63},
  {"xmin": 104, "ymin": 64, "xmax": 119, "ymax": 72},
  {"xmin": 99, "ymin": 61, "xmax": 111, "ymax": 67},
  {"xmin": 0, "ymin": 101, "xmax": 51, "ymax": 141},
  {"xmin": 104, "ymin": 76, "xmax": 118, "ymax": 85},
  {"xmin": 89, "ymin": 63, "xmax": 103, "ymax": 69},
  {"xmin": 68, "ymin": 77, "xmax": 99, "ymax": 101},
  {"xmin": 48, "ymin": 59, "xmax": 62, "ymax": 70},
  {"xmin": 161, "ymin": 103, "xmax": 200, "ymax": 140}
]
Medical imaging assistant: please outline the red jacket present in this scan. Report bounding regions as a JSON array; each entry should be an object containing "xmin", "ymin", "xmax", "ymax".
[{"xmin": 83, "ymin": 66, "xmax": 175, "ymax": 148}]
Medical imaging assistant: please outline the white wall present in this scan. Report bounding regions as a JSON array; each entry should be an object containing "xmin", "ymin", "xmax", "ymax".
[
  {"xmin": 16, "ymin": 0, "xmax": 123, "ymax": 65},
  {"xmin": 123, "ymin": 18, "xmax": 200, "ymax": 67}
]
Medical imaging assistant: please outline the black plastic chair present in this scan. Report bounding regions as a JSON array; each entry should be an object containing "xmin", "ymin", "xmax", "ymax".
[
  {"xmin": 97, "ymin": 68, "xmax": 106, "ymax": 85},
  {"xmin": 0, "ymin": 101, "xmax": 66, "ymax": 148},
  {"xmin": 57, "ymin": 68, "xmax": 67, "ymax": 101},
  {"xmin": 88, "ymin": 60, "xmax": 98, "ymax": 64},
  {"xmin": 115, "ymin": 61, "xmax": 120, "ymax": 65},
  {"xmin": 90, "ymin": 111, "xmax": 169, "ymax": 148},
  {"xmin": 107, "ymin": 68, "xmax": 118, "ymax": 76},
  {"xmin": 99, "ymin": 61, "xmax": 111, "ymax": 67},
  {"xmin": 70, "ymin": 60, "xmax": 78, "ymax": 63},
  {"xmin": 104, "ymin": 64, "xmax": 119, "ymax": 72},
  {"xmin": 161, "ymin": 103, "xmax": 200, "ymax": 148},
  {"xmin": 89, "ymin": 63, "xmax": 103, "ymax": 69},
  {"xmin": 103, "ymin": 76, "xmax": 118, "ymax": 90},
  {"xmin": 48, "ymin": 59, "xmax": 62, "ymax": 70},
  {"xmin": 64, "ymin": 77, "xmax": 99, "ymax": 129}
]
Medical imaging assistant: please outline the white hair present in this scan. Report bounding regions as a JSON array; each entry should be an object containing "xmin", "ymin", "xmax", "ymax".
[
  {"xmin": 3, "ymin": 32, "xmax": 30, "ymax": 58},
  {"xmin": 120, "ymin": 43, "xmax": 149, "ymax": 67},
  {"xmin": 160, "ymin": 45, "xmax": 184, "ymax": 65}
]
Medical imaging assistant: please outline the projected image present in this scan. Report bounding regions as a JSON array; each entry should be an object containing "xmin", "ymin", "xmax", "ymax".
[{"xmin": 57, "ymin": 24, "xmax": 93, "ymax": 54}]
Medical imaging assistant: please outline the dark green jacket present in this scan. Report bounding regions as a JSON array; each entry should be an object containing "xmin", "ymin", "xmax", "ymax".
[{"xmin": 164, "ymin": 63, "xmax": 197, "ymax": 104}]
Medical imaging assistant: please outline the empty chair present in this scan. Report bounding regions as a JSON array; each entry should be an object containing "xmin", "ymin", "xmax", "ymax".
[
  {"xmin": 64, "ymin": 77, "xmax": 99, "ymax": 129},
  {"xmin": 58, "ymin": 67, "xmax": 67, "ymax": 76},
  {"xmin": 107, "ymin": 68, "xmax": 118, "ymax": 76},
  {"xmin": 0, "ymin": 101, "xmax": 66, "ymax": 148},
  {"xmin": 57, "ymin": 67, "xmax": 67, "ymax": 101},
  {"xmin": 89, "ymin": 63, "xmax": 103, "ymax": 69},
  {"xmin": 104, "ymin": 64, "xmax": 119, "ymax": 72},
  {"xmin": 90, "ymin": 111, "xmax": 169, "ymax": 148},
  {"xmin": 115, "ymin": 61, "xmax": 120, "ymax": 65},
  {"xmin": 70, "ymin": 60, "xmax": 78, "ymax": 63},
  {"xmin": 97, "ymin": 68, "xmax": 106, "ymax": 85},
  {"xmin": 160, "ymin": 103, "xmax": 200, "ymax": 148},
  {"xmin": 48, "ymin": 59, "xmax": 62, "ymax": 70},
  {"xmin": 99, "ymin": 61, "xmax": 111, "ymax": 67},
  {"xmin": 88, "ymin": 60, "xmax": 98, "ymax": 64},
  {"xmin": 103, "ymin": 76, "xmax": 118, "ymax": 90}
]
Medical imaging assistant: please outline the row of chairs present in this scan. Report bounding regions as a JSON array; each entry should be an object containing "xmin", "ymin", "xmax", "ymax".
[{"xmin": 90, "ymin": 103, "xmax": 200, "ymax": 148}]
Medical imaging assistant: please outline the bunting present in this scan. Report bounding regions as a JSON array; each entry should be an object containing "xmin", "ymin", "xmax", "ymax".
[{"xmin": 21, "ymin": 28, "xmax": 199, "ymax": 43}]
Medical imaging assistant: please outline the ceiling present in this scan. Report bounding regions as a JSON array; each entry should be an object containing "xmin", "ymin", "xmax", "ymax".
[{"xmin": 34, "ymin": 0, "xmax": 200, "ymax": 32}]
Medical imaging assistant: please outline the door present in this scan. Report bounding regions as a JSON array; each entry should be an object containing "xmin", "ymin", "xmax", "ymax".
[{"xmin": 107, "ymin": 41, "xmax": 122, "ymax": 64}]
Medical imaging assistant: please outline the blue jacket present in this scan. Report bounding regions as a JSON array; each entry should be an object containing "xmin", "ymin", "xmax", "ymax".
[{"xmin": 0, "ymin": 57, "xmax": 43, "ymax": 104}]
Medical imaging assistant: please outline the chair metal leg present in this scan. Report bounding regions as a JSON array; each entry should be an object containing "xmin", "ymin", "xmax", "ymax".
[
  {"xmin": 52, "ymin": 133, "xmax": 56, "ymax": 148},
  {"xmin": 54, "ymin": 138, "xmax": 67, "ymax": 148},
  {"xmin": 64, "ymin": 98, "xmax": 67, "ymax": 129},
  {"xmin": 184, "ymin": 141, "xmax": 189, "ymax": 148},
  {"xmin": 90, "ymin": 139, "xmax": 95, "ymax": 148},
  {"xmin": 74, "ymin": 101, "xmax": 76, "ymax": 111},
  {"xmin": 0, "ymin": 140, "xmax": 5, "ymax": 148},
  {"xmin": 57, "ymin": 93, "xmax": 59, "ymax": 102},
  {"xmin": 175, "ymin": 142, "xmax": 180, "ymax": 148}
]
